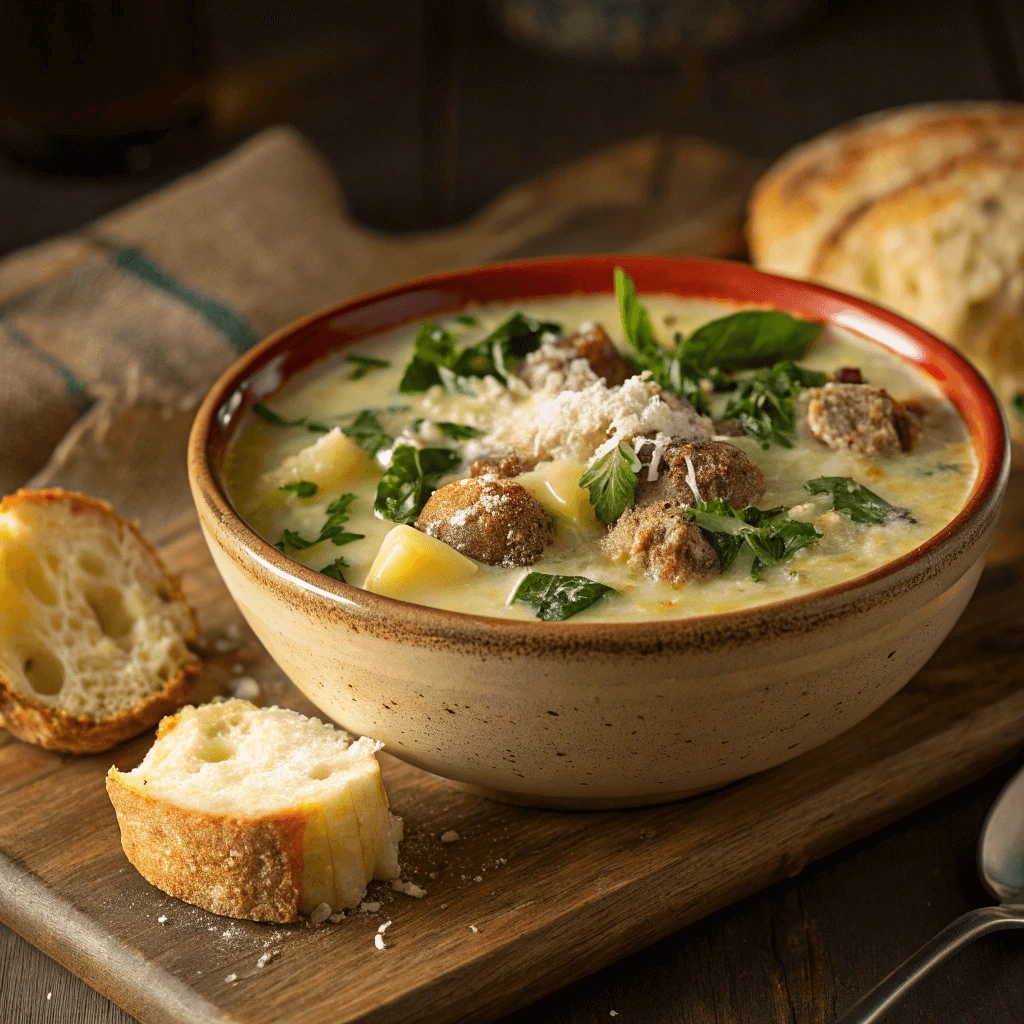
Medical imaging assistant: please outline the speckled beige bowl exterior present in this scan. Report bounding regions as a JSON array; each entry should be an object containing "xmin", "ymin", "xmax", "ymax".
[{"xmin": 188, "ymin": 257, "xmax": 1009, "ymax": 808}]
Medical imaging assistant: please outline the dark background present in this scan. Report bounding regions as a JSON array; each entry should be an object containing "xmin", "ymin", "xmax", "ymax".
[{"xmin": 2, "ymin": 1, "xmax": 1024, "ymax": 1021}]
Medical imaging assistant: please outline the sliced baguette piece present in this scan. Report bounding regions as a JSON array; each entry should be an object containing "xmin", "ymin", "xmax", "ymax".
[
  {"xmin": 106, "ymin": 699, "xmax": 404, "ymax": 923},
  {"xmin": 0, "ymin": 489, "xmax": 199, "ymax": 753}
]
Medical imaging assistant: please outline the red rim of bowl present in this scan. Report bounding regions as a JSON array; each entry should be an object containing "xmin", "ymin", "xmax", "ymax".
[{"xmin": 188, "ymin": 255, "xmax": 1009, "ymax": 643}]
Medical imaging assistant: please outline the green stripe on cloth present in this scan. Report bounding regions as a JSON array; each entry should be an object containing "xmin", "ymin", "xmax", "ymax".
[
  {"xmin": 113, "ymin": 247, "xmax": 260, "ymax": 353},
  {"xmin": 1, "ymin": 316, "xmax": 94, "ymax": 415}
]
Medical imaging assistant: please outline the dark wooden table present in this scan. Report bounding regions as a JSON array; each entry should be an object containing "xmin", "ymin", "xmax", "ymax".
[{"xmin": 2, "ymin": 1, "xmax": 1024, "ymax": 1021}]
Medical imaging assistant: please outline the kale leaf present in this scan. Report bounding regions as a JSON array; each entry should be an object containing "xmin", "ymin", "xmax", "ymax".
[
  {"xmin": 805, "ymin": 477, "xmax": 915, "ymax": 525},
  {"xmin": 374, "ymin": 446, "xmax": 461, "ymax": 524},
  {"xmin": 511, "ymin": 572, "xmax": 617, "ymax": 621}
]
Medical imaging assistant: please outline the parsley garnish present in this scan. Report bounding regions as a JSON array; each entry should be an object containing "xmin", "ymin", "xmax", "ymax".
[
  {"xmin": 685, "ymin": 499, "xmax": 822, "ymax": 580},
  {"xmin": 320, "ymin": 556, "xmax": 350, "ymax": 582},
  {"xmin": 275, "ymin": 493, "xmax": 364, "ymax": 552},
  {"xmin": 579, "ymin": 443, "xmax": 641, "ymax": 523},
  {"xmin": 341, "ymin": 409, "xmax": 393, "ymax": 457},
  {"xmin": 614, "ymin": 267, "xmax": 821, "ymax": 420},
  {"xmin": 722, "ymin": 361, "xmax": 827, "ymax": 449},
  {"xmin": 374, "ymin": 446, "xmax": 460, "ymax": 524},
  {"xmin": 278, "ymin": 481, "xmax": 318, "ymax": 498},
  {"xmin": 805, "ymin": 477, "xmax": 915, "ymax": 525},
  {"xmin": 253, "ymin": 403, "xmax": 331, "ymax": 434},
  {"xmin": 346, "ymin": 353, "xmax": 391, "ymax": 379},
  {"xmin": 511, "ymin": 572, "xmax": 617, "ymax": 621},
  {"xmin": 434, "ymin": 421, "xmax": 485, "ymax": 441},
  {"xmin": 1013, "ymin": 393, "xmax": 1024, "ymax": 421},
  {"xmin": 399, "ymin": 313, "xmax": 560, "ymax": 393},
  {"xmin": 456, "ymin": 313, "xmax": 479, "ymax": 326}
]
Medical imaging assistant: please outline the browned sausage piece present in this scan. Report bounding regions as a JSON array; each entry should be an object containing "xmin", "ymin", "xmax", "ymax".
[
  {"xmin": 558, "ymin": 323, "xmax": 633, "ymax": 385},
  {"xmin": 601, "ymin": 501, "xmax": 720, "ymax": 586},
  {"xmin": 807, "ymin": 383, "xmax": 920, "ymax": 456},
  {"xmin": 416, "ymin": 477, "xmax": 551, "ymax": 567},
  {"xmin": 635, "ymin": 441, "xmax": 766, "ymax": 510}
]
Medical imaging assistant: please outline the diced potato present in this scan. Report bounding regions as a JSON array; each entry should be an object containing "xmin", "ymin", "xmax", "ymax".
[
  {"xmin": 259, "ymin": 429, "xmax": 372, "ymax": 494},
  {"xmin": 517, "ymin": 460, "xmax": 599, "ymax": 528},
  {"xmin": 363, "ymin": 525, "xmax": 478, "ymax": 601}
]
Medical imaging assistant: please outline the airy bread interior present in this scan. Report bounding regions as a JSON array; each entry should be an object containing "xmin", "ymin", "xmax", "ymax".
[
  {"xmin": 113, "ymin": 700, "xmax": 403, "ymax": 910},
  {"xmin": 0, "ymin": 494, "xmax": 196, "ymax": 719}
]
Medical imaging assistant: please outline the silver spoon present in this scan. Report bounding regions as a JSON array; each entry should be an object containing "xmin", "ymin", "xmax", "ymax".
[{"xmin": 836, "ymin": 762, "xmax": 1024, "ymax": 1023}]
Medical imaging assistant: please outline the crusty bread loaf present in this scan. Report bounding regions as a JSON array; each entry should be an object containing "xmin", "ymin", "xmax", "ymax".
[
  {"xmin": 748, "ymin": 101, "xmax": 1024, "ymax": 277},
  {"xmin": 0, "ymin": 489, "xmax": 199, "ymax": 753},
  {"xmin": 107, "ymin": 700, "xmax": 403, "ymax": 923},
  {"xmin": 748, "ymin": 102, "xmax": 1024, "ymax": 435}
]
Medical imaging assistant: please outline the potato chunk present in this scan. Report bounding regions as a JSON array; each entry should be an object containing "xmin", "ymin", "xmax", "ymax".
[
  {"xmin": 516, "ymin": 461, "xmax": 598, "ymax": 528},
  {"xmin": 363, "ymin": 525, "xmax": 478, "ymax": 601},
  {"xmin": 259, "ymin": 429, "xmax": 371, "ymax": 494}
]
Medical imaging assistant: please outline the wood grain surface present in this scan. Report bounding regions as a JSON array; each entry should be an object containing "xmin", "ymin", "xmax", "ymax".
[{"xmin": 0, "ymin": 463, "xmax": 1022, "ymax": 1024}]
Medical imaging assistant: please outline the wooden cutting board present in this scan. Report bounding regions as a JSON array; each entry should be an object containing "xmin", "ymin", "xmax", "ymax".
[{"xmin": 1, "ymin": 468, "xmax": 1023, "ymax": 1024}]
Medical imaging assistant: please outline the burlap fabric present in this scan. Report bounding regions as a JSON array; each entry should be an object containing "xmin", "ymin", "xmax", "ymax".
[{"xmin": 0, "ymin": 126, "xmax": 754, "ymax": 532}]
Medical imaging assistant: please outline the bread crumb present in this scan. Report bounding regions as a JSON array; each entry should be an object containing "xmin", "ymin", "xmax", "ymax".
[
  {"xmin": 231, "ymin": 663, "xmax": 244, "ymax": 675},
  {"xmin": 157, "ymin": 915, "xmax": 168, "ymax": 924},
  {"xmin": 374, "ymin": 933, "xmax": 386, "ymax": 951},
  {"xmin": 474, "ymin": 876, "xmax": 483, "ymax": 882},
  {"xmin": 309, "ymin": 902, "xmax": 332, "ymax": 925},
  {"xmin": 256, "ymin": 949, "xmax": 278, "ymax": 968},
  {"xmin": 46, "ymin": 993, "xmax": 51, "ymax": 1001},
  {"xmin": 224, "ymin": 974, "xmax": 237, "ymax": 984},
  {"xmin": 610, "ymin": 1012, "xmax": 618, "ymax": 1017},
  {"xmin": 469, "ymin": 925, "xmax": 479, "ymax": 933},
  {"xmin": 329, "ymin": 912, "xmax": 346, "ymax": 924},
  {"xmin": 391, "ymin": 879, "xmax": 427, "ymax": 898},
  {"xmin": 440, "ymin": 830, "xmax": 460, "ymax": 843},
  {"xmin": 360, "ymin": 901, "xmax": 381, "ymax": 913},
  {"xmin": 429, "ymin": 871, "xmax": 438, "ymax": 879},
  {"xmin": 378, "ymin": 920, "xmax": 392, "ymax": 934}
]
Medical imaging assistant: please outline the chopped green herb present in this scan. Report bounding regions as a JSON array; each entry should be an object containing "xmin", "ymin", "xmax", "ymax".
[
  {"xmin": 579, "ymin": 443, "xmax": 641, "ymax": 523},
  {"xmin": 434, "ymin": 421, "xmax": 485, "ymax": 441},
  {"xmin": 341, "ymin": 409, "xmax": 393, "ymax": 457},
  {"xmin": 805, "ymin": 477, "xmax": 915, "ymax": 525},
  {"xmin": 685, "ymin": 498, "xmax": 821, "ymax": 580},
  {"xmin": 278, "ymin": 481, "xmax": 318, "ymax": 498},
  {"xmin": 722, "ymin": 361, "xmax": 828, "ymax": 449},
  {"xmin": 374, "ymin": 446, "xmax": 460, "ymax": 524},
  {"xmin": 275, "ymin": 529, "xmax": 316, "ymax": 553},
  {"xmin": 614, "ymin": 267, "xmax": 821, "ymax": 421},
  {"xmin": 511, "ymin": 572, "xmax": 617, "ymax": 621},
  {"xmin": 917, "ymin": 462, "xmax": 961, "ymax": 477},
  {"xmin": 1013, "ymin": 393, "xmax": 1024, "ymax": 421},
  {"xmin": 456, "ymin": 313, "xmax": 479, "ymax": 326},
  {"xmin": 346, "ymin": 353, "xmax": 391, "ymax": 380},
  {"xmin": 274, "ymin": 493, "xmax": 364, "ymax": 553},
  {"xmin": 320, "ymin": 557, "xmax": 349, "ymax": 582},
  {"xmin": 253, "ymin": 403, "xmax": 331, "ymax": 433},
  {"xmin": 399, "ymin": 313, "xmax": 560, "ymax": 393}
]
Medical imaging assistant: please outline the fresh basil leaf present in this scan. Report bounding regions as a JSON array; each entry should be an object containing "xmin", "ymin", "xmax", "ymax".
[
  {"xmin": 320, "ymin": 556, "xmax": 349, "ymax": 582},
  {"xmin": 278, "ymin": 481, "xmax": 318, "ymax": 498},
  {"xmin": 805, "ymin": 477, "xmax": 915, "ymax": 525},
  {"xmin": 253, "ymin": 403, "xmax": 331, "ymax": 433},
  {"xmin": 1014, "ymin": 393, "xmax": 1024, "ymax": 421},
  {"xmin": 346, "ymin": 353, "xmax": 391, "ymax": 379},
  {"xmin": 456, "ymin": 313, "xmax": 479, "ymax": 326},
  {"xmin": 615, "ymin": 267, "xmax": 664, "ymax": 367},
  {"xmin": 511, "ymin": 572, "xmax": 617, "ymax": 621},
  {"xmin": 579, "ymin": 443, "xmax": 641, "ymax": 523},
  {"xmin": 434, "ymin": 421, "xmax": 486, "ymax": 440},
  {"xmin": 374, "ymin": 446, "xmax": 460, "ymax": 524},
  {"xmin": 745, "ymin": 519, "xmax": 823, "ymax": 580},
  {"xmin": 341, "ymin": 409, "xmax": 393, "ymax": 457},
  {"xmin": 276, "ymin": 529, "xmax": 315, "ymax": 553},
  {"xmin": 681, "ymin": 311, "xmax": 820, "ymax": 372}
]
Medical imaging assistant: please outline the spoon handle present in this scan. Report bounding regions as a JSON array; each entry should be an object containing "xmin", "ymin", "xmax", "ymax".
[{"xmin": 835, "ymin": 904, "xmax": 1024, "ymax": 1024}]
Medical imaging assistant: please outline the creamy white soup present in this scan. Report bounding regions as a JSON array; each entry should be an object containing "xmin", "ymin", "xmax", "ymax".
[{"xmin": 225, "ymin": 272, "xmax": 976, "ymax": 623}]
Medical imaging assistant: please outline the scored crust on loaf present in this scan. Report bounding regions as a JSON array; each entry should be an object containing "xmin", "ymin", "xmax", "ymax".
[
  {"xmin": 0, "ymin": 489, "xmax": 199, "ymax": 753},
  {"xmin": 107, "ymin": 700, "xmax": 403, "ymax": 923},
  {"xmin": 747, "ymin": 101, "xmax": 1024, "ymax": 277}
]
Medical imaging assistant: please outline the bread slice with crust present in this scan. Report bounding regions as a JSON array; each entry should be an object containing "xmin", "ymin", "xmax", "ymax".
[
  {"xmin": 747, "ymin": 101, "xmax": 1024, "ymax": 277},
  {"xmin": 0, "ymin": 489, "xmax": 199, "ymax": 753},
  {"xmin": 107, "ymin": 700, "xmax": 403, "ymax": 922}
]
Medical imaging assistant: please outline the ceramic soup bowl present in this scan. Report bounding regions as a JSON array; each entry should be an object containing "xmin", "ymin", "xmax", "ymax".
[{"xmin": 188, "ymin": 257, "xmax": 1009, "ymax": 808}]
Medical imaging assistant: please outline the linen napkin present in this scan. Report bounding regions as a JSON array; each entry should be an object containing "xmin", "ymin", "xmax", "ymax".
[{"xmin": 0, "ymin": 126, "xmax": 755, "ymax": 533}]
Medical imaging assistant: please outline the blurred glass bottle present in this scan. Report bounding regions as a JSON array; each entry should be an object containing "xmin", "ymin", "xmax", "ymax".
[{"xmin": 0, "ymin": 0, "xmax": 208, "ymax": 175}]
